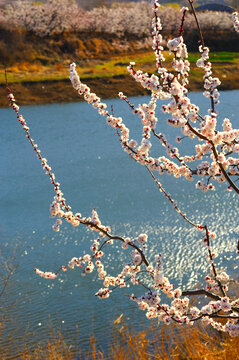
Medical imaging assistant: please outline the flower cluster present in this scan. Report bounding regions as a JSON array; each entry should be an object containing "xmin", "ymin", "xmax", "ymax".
[
  {"xmin": 95, "ymin": 288, "xmax": 111, "ymax": 299},
  {"xmin": 205, "ymin": 271, "xmax": 229, "ymax": 294},
  {"xmin": 232, "ymin": 12, "xmax": 239, "ymax": 33},
  {"xmin": 196, "ymin": 45, "xmax": 221, "ymax": 109},
  {"xmin": 34, "ymin": 268, "xmax": 57, "ymax": 279}
]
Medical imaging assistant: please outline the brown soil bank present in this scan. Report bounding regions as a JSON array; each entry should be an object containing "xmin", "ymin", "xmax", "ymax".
[
  {"xmin": 0, "ymin": 26, "xmax": 239, "ymax": 67},
  {"xmin": 1, "ymin": 26, "xmax": 239, "ymax": 107},
  {"xmin": 1, "ymin": 76, "xmax": 149, "ymax": 107},
  {"xmin": 1, "ymin": 66, "xmax": 239, "ymax": 108}
]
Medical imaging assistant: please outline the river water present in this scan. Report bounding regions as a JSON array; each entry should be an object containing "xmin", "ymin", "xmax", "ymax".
[{"xmin": 1, "ymin": 90, "xmax": 239, "ymax": 357}]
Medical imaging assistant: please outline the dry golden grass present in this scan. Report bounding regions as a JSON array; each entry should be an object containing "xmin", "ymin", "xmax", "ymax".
[
  {"xmin": 1, "ymin": 318, "xmax": 238, "ymax": 360},
  {"xmin": 2, "ymin": 51, "xmax": 239, "ymax": 85},
  {"xmin": 1, "ymin": 50, "xmax": 239, "ymax": 108},
  {"xmin": 110, "ymin": 318, "xmax": 239, "ymax": 360},
  {"xmin": 0, "ymin": 332, "xmax": 73, "ymax": 360}
]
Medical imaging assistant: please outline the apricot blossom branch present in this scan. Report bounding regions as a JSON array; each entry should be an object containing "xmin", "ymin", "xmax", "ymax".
[{"xmin": 6, "ymin": 0, "xmax": 239, "ymax": 337}]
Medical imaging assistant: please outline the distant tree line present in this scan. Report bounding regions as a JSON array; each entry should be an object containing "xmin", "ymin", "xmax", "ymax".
[{"xmin": 0, "ymin": 0, "xmax": 237, "ymax": 37}]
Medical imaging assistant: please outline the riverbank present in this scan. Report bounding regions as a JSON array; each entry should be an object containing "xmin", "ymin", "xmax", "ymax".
[
  {"xmin": 1, "ymin": 23, "xmax": 239, "ymax": 107},
  {"xmin": 1, "ymin": 75, "xmax": 150, "ymax": 108},
  {"xmin": 1, "ymin": 319, "xmax": 239, "ymax": 359},
  {"xmin": 1, "ymin": 52, "xmax": 239, "ymax": 107}
]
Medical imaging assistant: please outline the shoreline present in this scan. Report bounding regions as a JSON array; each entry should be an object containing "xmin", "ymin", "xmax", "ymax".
[
  {"xmin": 1, "ymin": 71, "xmax": 239, "ymax": 108},
  {"xmin": 1, "ymin": 75, "xmax": 150, "ymax": 108}
]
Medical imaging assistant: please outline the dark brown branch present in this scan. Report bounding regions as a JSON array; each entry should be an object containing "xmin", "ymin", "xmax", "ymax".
[
  {"xmin": 187, "ymin": 0, "xmax": 205, "ymax": 48},
  {"xmin": 80, "ymin": 220, "xmax": 149, "ymax": 268},
  {"xmin": 0, "ymin": 271, "xmax": 13, "ymax": 299},
  {"xmin": 152, "ymin": 129, "xmax": 192, "ymax": 171},
  {"xmin": 178, "ymin": 7, "xmax": 187, "ymax": 36},
  {"xmin": 181, "ymin": 289, "xmax": 221, "ymax": 300},
  {"xmin": 205, "ymin": 225, "xmax": 226, "ymax": 297},
  {"xmin": 186, "ymin": 121, "xmax": 239, "ymax": 194}
]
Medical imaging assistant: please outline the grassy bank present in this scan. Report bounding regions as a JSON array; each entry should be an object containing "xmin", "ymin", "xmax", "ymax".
[
  {"xmin": 1, "ymin": 51, "xmax": 239, "ymax": 107},
  {"xmin": 1, "ymin": 319, "xmax": 239, "ymax": 359}
]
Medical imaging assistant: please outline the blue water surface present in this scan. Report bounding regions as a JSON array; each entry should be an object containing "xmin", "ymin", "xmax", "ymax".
[{"xmin": 0, "ymin": 90, "xmax": 239, "ymax": 357}]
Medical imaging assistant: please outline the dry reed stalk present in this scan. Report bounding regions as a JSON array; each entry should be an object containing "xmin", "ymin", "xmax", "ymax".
[
  {"xmin": 110, "ymin": 319, "xmax": 239, "ymax": 360},
  {"xmin": 1, "ymin": 321, "xmax": 239, "ymax": 359}
]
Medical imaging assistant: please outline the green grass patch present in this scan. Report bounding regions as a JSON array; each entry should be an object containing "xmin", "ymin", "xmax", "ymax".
[
  {"xmin": 1, "ymin": 51, "xmax": 239, "ymax": 85},
  {"xmin": 188, "ymin": 52, "xmax": 239, "ymax": 63}
]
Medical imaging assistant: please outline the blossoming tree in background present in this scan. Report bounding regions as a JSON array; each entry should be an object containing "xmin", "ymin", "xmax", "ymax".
[
  {"xmin": 2, "ymin": 0, "xmax": 238, "ymax": 37},
  {"xmin": 6, "ymin": 1, "xmax": 239, "ymax": 336}
]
